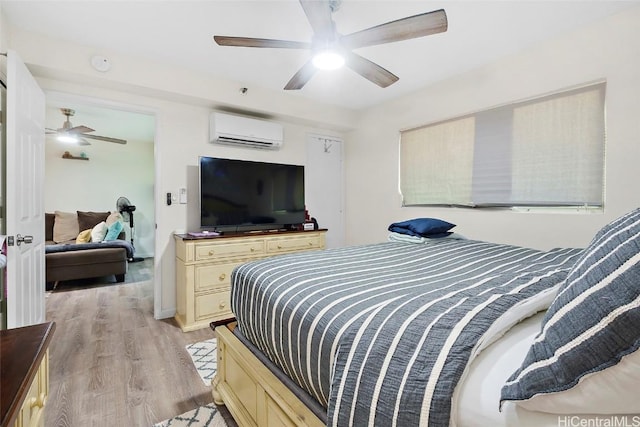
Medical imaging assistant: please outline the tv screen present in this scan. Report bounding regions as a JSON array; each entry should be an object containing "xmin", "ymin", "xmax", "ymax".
[{"xmin": 199, "ymin": 156, "xmax": 305, "ymax": 231}]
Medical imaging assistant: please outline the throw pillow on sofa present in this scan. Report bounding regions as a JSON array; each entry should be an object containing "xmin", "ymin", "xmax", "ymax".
[
  {"xmin": 77, "ymin": 211, "xmax": 110, "ymax": 232},
  {"xmin": 53, "ymin": 211, "xmax": 79, "ymax": 243},
  {"xmin": 106, "ymin": 211, "xmax": 124, "ymax": 227},
  {"xmin": 104, "ymin": 221, "xmax": 124, "ymax": 242},
  {"xmin": 91, "ymin": 221, "xmax": 108, "ymax": 242},
  {"xmin": 76, "ymin": 229, "xmax": 92, "ymax": 244}
]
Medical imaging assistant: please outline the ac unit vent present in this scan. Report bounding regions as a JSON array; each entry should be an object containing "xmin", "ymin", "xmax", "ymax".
[{"xmin": 210, "ymin": 112, "xmax": 283, "ymax": 150}]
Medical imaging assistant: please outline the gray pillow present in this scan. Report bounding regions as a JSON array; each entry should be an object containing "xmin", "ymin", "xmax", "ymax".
[{"xmin": 501, "ymin": 208, "xmax": 640, "ymax": 406}]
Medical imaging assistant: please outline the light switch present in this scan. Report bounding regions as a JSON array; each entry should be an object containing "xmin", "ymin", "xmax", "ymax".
[{"xmin": 179, "ymin": 188, "xmax": 187, "ymax": 204}]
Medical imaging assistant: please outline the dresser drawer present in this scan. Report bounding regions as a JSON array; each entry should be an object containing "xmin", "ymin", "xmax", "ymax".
[
  {"xmin": 267, "ymin": 234, "xmax": 323, "ymax": 254},
  {"xmin": 176, "ymin": 230, "xmax": 326, "ymax": 331},
  {"xmin": 195, "ymin": 289, "xmax": 233, "ymax": 321},
  {"xmin": 15, "ymin": 352, "xmax": 48, "ymax": 427},
  {"xmin": 195, "ymin": 240, "xmax": 265, "ymax": 261},
  {"xmin": 194, "ymin": 262, "xmax": 237, "ymax": 292}
]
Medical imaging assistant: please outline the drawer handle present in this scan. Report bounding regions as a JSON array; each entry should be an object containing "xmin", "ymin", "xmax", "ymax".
[
  {"xmin": 250, "ymin": 247, "xmax": 255, "ymax": 252},
  {"xmin": 277, "ymin": 245, "xmax": 282, "ymax": 249},
  {"xmin": 218, "ymin": 273, "xmax": 226, "ymax": 281},
  {"xmin": 208, "ymin": 250, "xmax": 214, "ymax": 256},
  {"xmin": 219, "ymin": 301, "xmax": 227, "ymax": 309},
  {"xmin": 29, "ymin": 392, "xmax": 45, "ymax": 409},
  {"xmin": 308, "ymin": 242, "xmax": 313, "ymax": 246}
]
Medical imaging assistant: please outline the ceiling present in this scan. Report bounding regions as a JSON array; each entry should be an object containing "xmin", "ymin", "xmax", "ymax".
[{"xmin": 2, "ymin": 1, "xmax": 638, "ymax": 111}]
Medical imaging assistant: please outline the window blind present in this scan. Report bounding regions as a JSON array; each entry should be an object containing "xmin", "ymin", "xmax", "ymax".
[{"xmin": 400, "ymin": 82, "xmax": 605, "ymax": 207}]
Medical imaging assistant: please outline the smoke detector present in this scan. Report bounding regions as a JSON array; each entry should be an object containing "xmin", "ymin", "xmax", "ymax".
[{"xmin": 90, "ymin": 55, "xmax": 111, "ymax": 72}]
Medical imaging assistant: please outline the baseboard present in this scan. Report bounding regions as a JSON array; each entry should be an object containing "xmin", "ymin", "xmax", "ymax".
[
  {"xmin": 133, "ymin": 252, "xmax": 154, "ymax": 259},
  {"xmin": 155, "ymin": 307, "xmax": 175, "ymax": 320}
]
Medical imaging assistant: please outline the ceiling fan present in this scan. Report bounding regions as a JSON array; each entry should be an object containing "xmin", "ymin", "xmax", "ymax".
[
  {"xmin": 213, "ymin": 0, "xmax": 447, "ymax": 90},
  {"xmin": 46, "ymin": 108, "xmax": 127, "ymax": 145}
]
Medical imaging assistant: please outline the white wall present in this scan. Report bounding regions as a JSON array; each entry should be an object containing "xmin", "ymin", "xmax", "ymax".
[
  {"xmin": 44, "ymin": 133, "xmax": 155, "ymax": 258},
  {"xmin": 12, "ymin": 6, "xmax": 637, "ymax": 318},
  {"xmin": 345, "ymin": 6, "xmax": 640, "ymax": 251},
  {"xmin": 6, "ymin": 29, "xmax": 349, "ymax": 319}
]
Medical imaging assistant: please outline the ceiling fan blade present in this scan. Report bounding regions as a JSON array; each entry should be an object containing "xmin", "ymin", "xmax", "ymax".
[
  {"xmin": 341, "ymin": 9, "xmax": 447, "ymax": 49},
  {"xmin": 83, "ymin": 134, "xmax": 127, "ymax": 144},
  {"xmin": 78, "ymin": 138, "xmax": 91, "ymax": 146},
  {"xmin": 213, "ymin": 36, "xmax": 310, "ymax": 49},
  {"xmin": 284, "ymin": 60, "xmax": 318, "ymax": 90},
  {"xmin": 299, "ymin": 0, "xmax": 334, "ymax": 38},
  {"xmin": 345, "ymin": 52, "xmax": 399, "ymax": 88},
  {"xmin": 67, "ymin": 125, "xmax": 95, "ymax": 134}
]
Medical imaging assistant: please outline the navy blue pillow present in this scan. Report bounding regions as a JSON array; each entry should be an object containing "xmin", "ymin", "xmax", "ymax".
[{"xmin": 388, "ymin": 218, "xmax": 456, "ymax": 237}]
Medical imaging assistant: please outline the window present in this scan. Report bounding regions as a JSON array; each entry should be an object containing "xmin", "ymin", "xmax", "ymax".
[{"xmin": 400, "ymin": 82, "xmax": 606, "ymax": 208}]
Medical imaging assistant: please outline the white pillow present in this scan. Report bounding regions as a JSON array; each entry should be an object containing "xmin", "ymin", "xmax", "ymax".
[
  {"xmin": 90, "ymin": 221, "xmax": 108, "ymax": 242},
  {"xmin": 516, "ymin": 349, "xmax": 640, "ymax": 414},
  {"xmin": 501, "ymin": 208, "xmax": 640, "ymax": 414}
]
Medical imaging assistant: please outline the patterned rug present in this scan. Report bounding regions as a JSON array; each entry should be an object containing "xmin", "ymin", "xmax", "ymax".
[
  {"xmin": 153, "ymin": 338, "xmax": 227, "ymax": 426},
  {"xmin": 186, "ymin": 338, "xmax": 218, "ymax": 385},
  {"xmin": 153, "ymin": 404, "xmax": 228, "ymax": 427}
]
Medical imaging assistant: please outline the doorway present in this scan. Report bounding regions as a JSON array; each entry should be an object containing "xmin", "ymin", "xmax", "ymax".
[{"xmin": 43, "ymin": 94, "xmax": 156, "ymax": 292}]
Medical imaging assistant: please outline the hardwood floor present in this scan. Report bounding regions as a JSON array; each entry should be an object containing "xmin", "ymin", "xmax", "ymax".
[{"xmin": 44, "ymin": 259, "xmax": 237, "ymax": 426}]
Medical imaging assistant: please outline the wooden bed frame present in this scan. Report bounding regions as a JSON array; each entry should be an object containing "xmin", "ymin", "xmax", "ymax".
[{"xmin": 212, "ymin": 323, "xmax": 324, "ymax": 427}]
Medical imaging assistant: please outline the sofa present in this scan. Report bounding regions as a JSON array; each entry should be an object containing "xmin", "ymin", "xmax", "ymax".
[{"xmin": 45, "ymin": 210, "xmax": 133, "ymax": 288}]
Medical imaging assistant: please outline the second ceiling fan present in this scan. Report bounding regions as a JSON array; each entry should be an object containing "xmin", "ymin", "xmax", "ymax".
[
  {"xmin": 46, "ymin": 108, "xmax": 127, "ymax": 145},
  {"xmin": 213, "ymin": 0, "xmax": 448, "ymax": 90}
]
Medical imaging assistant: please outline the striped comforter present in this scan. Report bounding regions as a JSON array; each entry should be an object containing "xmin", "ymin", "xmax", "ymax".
[{"xmin": 231, "ymin": 239, "xmax": 582, "ymax": 426}]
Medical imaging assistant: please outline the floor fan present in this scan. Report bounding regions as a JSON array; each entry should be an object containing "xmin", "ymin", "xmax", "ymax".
[{"xmin": 116, "ymin": 196, "xmax": 144, "ymax": 262}]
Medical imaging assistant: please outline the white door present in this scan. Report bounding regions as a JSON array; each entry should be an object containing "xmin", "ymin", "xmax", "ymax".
[
  {"xmin": 306, "ymin": 134, "xmax": 344, "ymax": 248},
  {"xmin": 5, "ymin": 50, "xmax": 46, "ymax": 328}
]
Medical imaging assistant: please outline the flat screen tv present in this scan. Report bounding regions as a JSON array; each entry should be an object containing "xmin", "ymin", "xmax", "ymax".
[{"xmin": 199, "ymin": 156, "xmax": 305, "ymax": 232}]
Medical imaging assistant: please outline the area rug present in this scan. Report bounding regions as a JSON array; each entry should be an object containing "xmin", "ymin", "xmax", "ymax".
[
  {"xmin": 153, "ymin": 404, "xmax": 228, "ymax": 427},
  {"xmin": 186, "ymin": 338, "xmax": 218, "ymax": 385}
]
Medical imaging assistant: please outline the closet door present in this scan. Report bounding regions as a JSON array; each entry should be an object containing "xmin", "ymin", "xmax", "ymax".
[{"xmin": 306, "ymin": 134, "xmax": 344, "ymax": 248}]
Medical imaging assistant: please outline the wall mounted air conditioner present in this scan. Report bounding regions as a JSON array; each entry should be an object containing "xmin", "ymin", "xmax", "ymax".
[{"xmin": 210, "ymin": 112, "xmax": 283, "ymax": 149}]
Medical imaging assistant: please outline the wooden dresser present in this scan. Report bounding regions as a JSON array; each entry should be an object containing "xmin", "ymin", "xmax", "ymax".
[
  {"xmin": 174, "ymin": 230, "xmax": 326, "ymax": 332},
  {"xmin": 1, "ymin": 322, "xmax": 55, "ymax": 427}
]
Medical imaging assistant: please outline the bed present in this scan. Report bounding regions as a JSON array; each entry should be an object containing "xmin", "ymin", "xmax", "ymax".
[{"xmin": 211, "ymin": 209, "xmax": 640, "ymax": 426}]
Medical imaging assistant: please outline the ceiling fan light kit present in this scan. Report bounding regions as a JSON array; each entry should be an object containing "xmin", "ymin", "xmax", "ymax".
[
  {"xmin": 57, "ymin": 134, "xmax": 79, "ymax": 144},
  {"xmin": 312, "ymin": 50, "xmax": 344, "ymax": 70},
  {"xmin": 213, "ymin": 0, "xmax": 447, "ymax": 90},
  {"xmin": 46, "ymin": 108, "xmax": 127, "ymax": 145}
]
